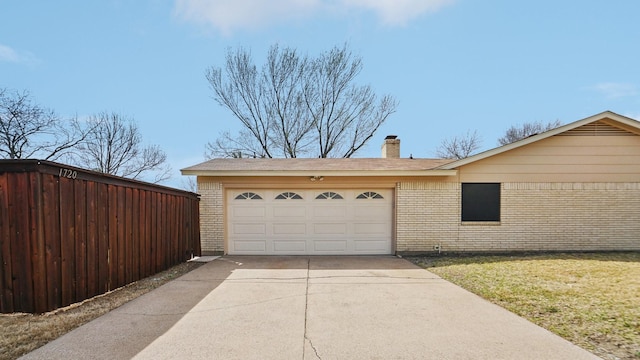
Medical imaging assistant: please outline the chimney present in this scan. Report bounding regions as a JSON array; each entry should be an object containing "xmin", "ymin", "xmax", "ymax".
[{"xmin": 381, "ymin": 135, "xmax": 400, "ymax": 158}]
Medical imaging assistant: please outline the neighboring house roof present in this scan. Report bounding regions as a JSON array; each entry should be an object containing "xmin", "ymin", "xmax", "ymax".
[
  {"xmin": 436, "ymin": 110, "xmax": 640, "ymax": 170},
  {"xmin": 181, "ymin": 158, "xmax": 456, "ymax": 177}
]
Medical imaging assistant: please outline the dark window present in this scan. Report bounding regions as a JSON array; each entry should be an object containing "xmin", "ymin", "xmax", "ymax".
[{"xmin": 461, "ymin": 183, "xmax": 500, "ymax": 222}]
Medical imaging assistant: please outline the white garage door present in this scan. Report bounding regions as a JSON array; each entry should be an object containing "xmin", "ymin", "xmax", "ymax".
[{"xmin": 227, "ymin": 189, "xmax": 392, "ymax": 255}]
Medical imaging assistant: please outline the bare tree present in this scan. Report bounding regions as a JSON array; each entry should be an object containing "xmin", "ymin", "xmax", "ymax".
[
  {"xmin": 75, "ymin": 112, "xmax": 171, "ymax": 183},
  {"xmin": 436, "ymin": 130, "xmax": 482, "ymax": 159},
  {"xmin": 498, "ymin": 120, "xmax": 562, "ymax": 146},
  {"xmin": 205, "ymin": 44, "xmax": 398, "ymax": 158},
  {"xmin": 0, "ymin": 88, "xmax": 89, "ymax": 161},
  {"xmin": 181, "ymin": 176, "xmax": 198, "ymax": 193}
]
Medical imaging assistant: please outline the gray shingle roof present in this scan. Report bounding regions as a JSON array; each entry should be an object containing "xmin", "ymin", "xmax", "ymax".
[{"xmin": 182, "ymin": 158, "xmax": 453, "ymax": 173}]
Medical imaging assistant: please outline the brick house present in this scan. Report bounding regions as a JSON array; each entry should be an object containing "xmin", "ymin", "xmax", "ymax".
[{"xmin": 181, "ymin": 111, "xmax": 640, "ymax": 255}]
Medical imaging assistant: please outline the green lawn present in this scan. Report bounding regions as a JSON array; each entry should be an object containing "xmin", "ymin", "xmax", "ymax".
[{"xmin": 410, "ymin": 252, "xmax": 640, "ymax": 360}]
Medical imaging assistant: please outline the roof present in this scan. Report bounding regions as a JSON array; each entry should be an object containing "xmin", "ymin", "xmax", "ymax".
[
  {"xmin": 181, "ymin": 111, "xmax": 640, "ymax": 177},
  {"xmin": 181, "ymin": 158, "xmax": 457, "ymax": 177},
  {"xmin": 436, "ymin": 110, "xmax": 640, "ymax": 170}
]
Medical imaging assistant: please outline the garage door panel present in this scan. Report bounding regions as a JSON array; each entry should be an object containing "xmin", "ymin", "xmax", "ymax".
[
  {"xmin": 354, "ymin": 223, "xmax": 387, "ymax": 235},
  {"xmin": 233, "ymin": 240, "xmax": 266, "ymax": 252},
  {"xmin": 354, "ymin": 240, "xmax": 389, "ymax": 251},
  {"xmin": 313, "ymin": 223, "xmax": 347, "ymax": 235},
  {"xmin": 273, "ymin": 206, "xmax": 306, "ymax": 217},
  {"xmin": 273, "ymin": 240, "xmax": 306, "ymax": 252},
  {"xmin": 232, "ymin": 223, "xmax": 266, "ymax": 235},
  {"xmin": 233, "ymin": 206, "xmax": 266, "ymax": 217},
  {"xmin": 354, "ymin": 206, "xmax": 388, "ymax": 218},
  {"xmin": 272, "ymin": 223, "xmax": 307, "ymax": 235},
  {"xmin": 314, "ymin": 240, "xmax": 347, "ymax": 252},
  {"xmin": 228, "ymin": 189, "xmax": 391, "ymax": 255},
  {"xmin": 313, "ymin": 206, "xmax": 347, "ymax": 217}
]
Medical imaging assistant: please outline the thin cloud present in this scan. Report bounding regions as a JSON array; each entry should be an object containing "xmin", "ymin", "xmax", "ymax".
[
  {"xmin": 341, "ymin": 0, "xmax": 455, "ymax": 26},
  {"xmin": 173, "ymin": 0, "xmax": 321, "ymax": 35},
  {"xmin": 173, "ymin": 0, "xmax": 454, "ymax": 34},
  {"xmin": 0, "ymin": 44, "xmax": 21, "ymax": 62},
  {"xmin": 0, "ymin": 44, "xmax": 38, "ymax": 64},
  {"xmin": 591, "ymin": 82, "xmax": 638, "ymax": 99}
]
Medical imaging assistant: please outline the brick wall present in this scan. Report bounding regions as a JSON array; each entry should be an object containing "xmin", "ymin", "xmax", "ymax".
[
  {"xmin": 397, "ymin": 182, "xmax": 640, "ymax": 253},
  {"xmin": 197, "ymin": 180, "xmax": 224, "ymax": 254}
]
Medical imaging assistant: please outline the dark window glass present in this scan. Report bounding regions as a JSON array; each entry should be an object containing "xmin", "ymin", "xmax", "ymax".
[
  {"xmin": 275, "ymin": 192, "xmax": 303, "ymax": 200},
  {"xmin": 315, "ymin": 192, "xmax": 343, "ymax": 199},
  {"xmin": 234, "ymin": 192, "xmax": 262, "ymax": 200},
  {"xmin": 461, "ymin": 183, "xmax": 500, "ymax": 221},
  {"xmin": 356, "ymin": 191, "xmax": 383, "ymax": 199}
]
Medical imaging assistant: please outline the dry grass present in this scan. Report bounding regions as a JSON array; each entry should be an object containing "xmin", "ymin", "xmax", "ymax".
[
  {"xmin": 410, "ymin": 252, "xmax": 640, "ymax": 360},
  {"xmin": 0, "ymin": 261, "xmax": 204, "ymax": 360}
]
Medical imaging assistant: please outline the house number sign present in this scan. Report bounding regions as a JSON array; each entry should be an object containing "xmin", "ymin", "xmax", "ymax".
[{"xmin": 58, "ymin": 168, "xmax": 78, "ymax": 179}]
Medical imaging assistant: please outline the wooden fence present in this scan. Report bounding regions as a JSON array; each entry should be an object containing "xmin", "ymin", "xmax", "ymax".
[{"xmin": 0, "ymin": 160, "xmax": 200, "ymax": 313}]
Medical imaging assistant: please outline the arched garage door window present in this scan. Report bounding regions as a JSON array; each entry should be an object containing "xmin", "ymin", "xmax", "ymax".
[
  {"xmin": 315, "ymin": 192, "xmax": 344, "ymax": 199},
  {"xmin": 234, "ymin": 192, "xmax": 263, "ymax": 200},
  {"xmin": 356, "ymin": 191, "xmax": 384, "ymax": 199},
  {"xmin": 275, "ymin": 192, "xmax": 303, "ymax": 200}
]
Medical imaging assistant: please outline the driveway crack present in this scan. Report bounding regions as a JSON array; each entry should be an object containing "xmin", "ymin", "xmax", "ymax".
[{"xmin": 302, "ymin": 258, "xmax": 321, "ymax": 359}]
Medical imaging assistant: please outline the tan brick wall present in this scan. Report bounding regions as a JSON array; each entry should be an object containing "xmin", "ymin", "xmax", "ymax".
[
  {"xmin": 397, "ymin": 182, "xmax": 640, "ymax": 253},
  {"xmin": 197, "ymin": 180, "xmax": 224, "ymax": 254}
]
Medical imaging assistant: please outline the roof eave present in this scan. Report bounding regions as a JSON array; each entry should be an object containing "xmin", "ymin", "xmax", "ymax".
[{"xmin": 180, "ymin": 169, "xmax": 458, "ymax": 177}]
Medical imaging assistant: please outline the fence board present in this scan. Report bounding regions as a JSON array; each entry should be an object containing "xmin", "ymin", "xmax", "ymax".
[
  {"xmin": 116, "ymin": 186, "xmax": 127, "ymax": 289},
  {"xmin": 85, "ymin": 181, "xmax": 98, "ymax": 298},
  {"xmin": 74, "ymin": 180, "xmax": 88, "ymax": 301},
  {"xmin": 43, "ymin": 173, "xmax": 61, "ymax": 311},
  {"xmin": 108, "ymin": 184, "xmax": 119, "ymax": 291},
  {"xmin": 0, "ymin": 171, "xmax": 12, "ymax": 312},
  {"xmin": 59, "ymin": 177, "xmax": 76, "ymax": 307},
  {"xmin": 131, "ymin": 188, "xmax": 139, "ymax": 282},
  {"xmin": 125, "ymin": 187, "xmax": 133, "ymax": 285},
  {"xmin": 139, "ymin": 190, "xmax": 148, "ymax": 278},
  {"xmin": 97, "ymin": 183, "xmax": 109, "ymax": 295},
  {"xmin": 30, "ymin": 172, "xmax": 47, "ymax": 312}
]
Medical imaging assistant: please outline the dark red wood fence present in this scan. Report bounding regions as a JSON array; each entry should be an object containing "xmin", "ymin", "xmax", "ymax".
[{"xmin": 0, "ymin": 160, "xmax": 200, "ymax": 313}]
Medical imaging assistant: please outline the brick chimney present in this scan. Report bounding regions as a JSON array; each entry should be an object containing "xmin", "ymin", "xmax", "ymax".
[{"xmin": 381, "ymin": 135, "xmax": 400, "ymax": 158}]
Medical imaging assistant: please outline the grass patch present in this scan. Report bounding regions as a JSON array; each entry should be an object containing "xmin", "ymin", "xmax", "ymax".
[
  {"xmin": 409, "ymin": 252, "xmax": 640, "ymax": 360},
  {"xmin": 0, "ymin": 261, "xmax": 204, "ymax": 360}
]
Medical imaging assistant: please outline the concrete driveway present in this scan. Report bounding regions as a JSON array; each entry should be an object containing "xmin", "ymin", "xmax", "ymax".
[{"xmin": 23, "ymin": 256, "xmax": 598, "ymax": 359}]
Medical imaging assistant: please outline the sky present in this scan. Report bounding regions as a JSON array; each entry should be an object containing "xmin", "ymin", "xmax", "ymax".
[{"xmin": 2, "ymin": 0, "xmax": 640, "ymax": 189}]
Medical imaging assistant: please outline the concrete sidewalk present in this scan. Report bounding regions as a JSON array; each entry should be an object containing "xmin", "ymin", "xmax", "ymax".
[{"xmin": 23, "ymin": 256, "xmax": 599, "ymax": 359}]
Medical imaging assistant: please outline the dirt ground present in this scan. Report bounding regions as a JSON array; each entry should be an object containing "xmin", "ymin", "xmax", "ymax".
[{"xmin": 0, "ymin": 261, "xmax": 204, "ymax": 360}]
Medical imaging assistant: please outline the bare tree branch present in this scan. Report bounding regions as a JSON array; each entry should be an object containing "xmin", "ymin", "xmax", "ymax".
[
  {"xmin": 205, "ymin": 44, "xmax": 397, "ymax": 158},
  {"xmin": 0, "ymin": 88, "xmax": 90, "ymax": 161},
  {"xmin": 498, "ymin": 120, "xmax": 562, "ymax": 146},
  {"xmin": 436, "ymin": 130, "xmax": 482, "ymax": 159},
  {"xmin": 74, "ymin": 112, "xmax": 171, "ymax": 183}
]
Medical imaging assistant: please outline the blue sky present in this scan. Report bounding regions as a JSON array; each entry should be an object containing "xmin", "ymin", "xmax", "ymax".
[{"xmin": 2, "ymin": 0, "xmax": 639, "ymax": 188}]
